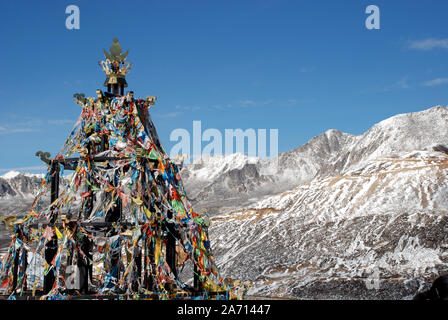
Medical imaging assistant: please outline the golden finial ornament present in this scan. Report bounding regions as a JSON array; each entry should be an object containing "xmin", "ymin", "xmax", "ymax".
[{"xmin": 99, "ymin": 38, "xmax": 132, "ymax": 95}]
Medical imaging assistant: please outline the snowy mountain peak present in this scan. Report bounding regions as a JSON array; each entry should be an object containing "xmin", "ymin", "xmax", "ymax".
[
  {"xmin": 180, "ymin": 104, "xmax": 448, "ymax": 215},
  {"xmin": 1, "ymin": 171, "xmax": 21, "ymax": 179},
  {"xmin": 1, "ymin": 170, "xmax": 44, "ymax": 180}
]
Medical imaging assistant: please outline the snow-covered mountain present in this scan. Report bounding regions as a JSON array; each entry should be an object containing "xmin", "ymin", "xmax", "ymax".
[
  {"xmin": 201, "ymin": 105, "xmax": 448, "ymax": 299},
  {"xmin": 209, "ymin": 150, "xmax": 448, "ymax": 299},
  {"xmin": 0, "ymin": 171, "xmax": 44, "ymax": 198},
  {"xmin": 0, "ymin": 171, "xmax": 47, "ymax": 250},
  {"xmin": 181, "ymin": 130, "xmax": 359, "ymax": 213},
  {"xmin": 183, "ymin": 105, "xmax": 448, "ymax": 215}
]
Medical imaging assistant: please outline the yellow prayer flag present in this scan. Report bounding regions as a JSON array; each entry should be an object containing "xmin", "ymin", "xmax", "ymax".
[
  {"xmin": 55, "ymin": 227, "xmax": 63, "ymax": 239},
  {"xmin": 154, "ymin": 238, "xmax": 161, "ymax": 265},
  {"xmin": 132, "ymin": 197, "xmax": 143, "ymax": 206},
  {"xmin": 144, "ymin": 207, "xmax": 152, "ymax": 219}
]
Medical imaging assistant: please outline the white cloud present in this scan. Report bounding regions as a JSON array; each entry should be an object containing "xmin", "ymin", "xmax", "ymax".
[
  {"xmin": 0, "ymin": 117, "xmax": 43, "ymax": 135},
  {"xmin": 238, "ymin": 99, "xmax": 274, "ymax": 107},
  {"xmin": 261, "ymin": 99, "xmax": 274, "ymax": 105},
  {"xmin": 238, "ymin": 99, "xmax": 257, "ymax": 107},
  {"xmin": 287, "ymin": 98, "xmax": 316, "ymax": 105},
  {"xmin": 0, "ymin": 127, "xmax": 36, "ymax": 134},
  {"xmin": 0, "ymin": 166, "xmax": 46, "ymax": 172},
  {"xmin": 378, "ymin": 76, "xmax": 411, "ymax": 92},
  {"xmin": 397, "ymin": 77, "xmax": 409, "ymax": 89},
  {"xmin": 175, "ymin": 105, "xmax": 201, "ymax": 111},
  {"xmin": 47, "ymin": 119, "xmax": 74, "ymax": 125},
  {"xmin": 409, "ymin": 38, "xmax": 448, "ymax": 50},
  {"xmin": 156, "ymin": 112, "xmax": 184, "ymax": 118},
  {"xmin": 0, "ymin": 117, "xmax": 74, "ymax": 134},
  {"xmin": 422, "ymin": 77, "xmax": 448, "ymax": 87}
]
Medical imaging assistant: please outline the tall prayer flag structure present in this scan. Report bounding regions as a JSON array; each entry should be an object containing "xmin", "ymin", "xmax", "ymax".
[{"xmin": 0, "ymin": 39, "xmax": 229, "ymax": 300}]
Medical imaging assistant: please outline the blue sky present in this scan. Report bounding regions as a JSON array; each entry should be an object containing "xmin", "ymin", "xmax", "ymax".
[{"xmin": 1, "ymin": 0, "xmax": 448, "ymax": 173}]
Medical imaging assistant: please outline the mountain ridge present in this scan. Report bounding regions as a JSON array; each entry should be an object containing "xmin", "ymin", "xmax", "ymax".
[{"xmin": 182, "ymin": 105, "xmax": 448, "ymax": 214}]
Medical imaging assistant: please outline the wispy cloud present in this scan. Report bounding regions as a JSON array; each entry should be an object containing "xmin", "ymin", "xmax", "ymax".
[
  {"xmin": 365, "ymin": 76, "xmax": 412, "ymax": 93},
  {"xmin": 212, "ymin": 98, "xmax": 311, "ymax": 110},
  {"xmin": 238, "ymin": 99, "xmax": 257, "ymax": 107},
  {"xmin": 0, "ymin": 166, "xmax": 46, "ymax": 173},
  {"xmin": 175, "ymin": 105, "xmax": 201, "ymax": 111},
  {"xmin": 0, "ymin": 117, "xmax": 75, "ymax": 135},
  {"xmin": 170, "ymin": 98, "xmax": 296, "ymax": 112},
  {"xmin": 422, "ymin": 77, "xmax": 448, "ymax": 87},
  {"xmin": 156, "ymin": 111, "xmax": 184, "ymax": 118},
  {"xmin": 235, "ymin": 99, "xmax": 275, "ymax": 108},
  {"xmin": 299, "ymin": 66, "xmax": 315, "ymax": 73},
  {"xmin": 409, "ymin": 38, "xmax": 448, "ymax": 50},
  {"xmin": 0, "ymin": 127, "xmax": 37, "ymax": 135},
  {"xmin": 286, "ymin": 98, "xmax": 316, "ymax": 105},
  {"xmin": 397, "ymin": 76, "xmax": 410, "ymax": 89},
  {"xmin": 47, "ymin": 119, "xmax": 75, "ymax": 125}
]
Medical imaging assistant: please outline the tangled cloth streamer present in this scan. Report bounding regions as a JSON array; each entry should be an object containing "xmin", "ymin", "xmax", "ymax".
[{"xmin": 0, "ymin": 95, "xmax": 230, "ymax": 300}]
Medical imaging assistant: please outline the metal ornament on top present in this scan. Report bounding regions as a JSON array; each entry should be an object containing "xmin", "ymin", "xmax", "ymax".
[{"xmin": 99, "ymin": 38, "xmax": 132, "ymax": 96}]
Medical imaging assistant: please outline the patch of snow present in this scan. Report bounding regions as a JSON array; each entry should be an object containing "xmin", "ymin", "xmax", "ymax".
[{"xmin": 1, "ymin": 170, "xmax": 21, "ymax": 179}]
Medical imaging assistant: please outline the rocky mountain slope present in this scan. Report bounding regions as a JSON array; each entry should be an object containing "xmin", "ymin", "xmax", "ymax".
[
  {"xmin": 209, "ymin": 150, "xmax": 448, "ymax": 299},
  {"xmin": 0, "ymin": 171, "xmax": 43, "ymax": 199},
  {"xmin": 0, "ymin": 172, "xmax": 45, "ymax": 250},
  {"xmin": 201, "ymin": 105, "xmax": 448, "ymax": 299}
]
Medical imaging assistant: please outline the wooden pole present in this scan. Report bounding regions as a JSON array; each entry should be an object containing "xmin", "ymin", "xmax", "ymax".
[
  {"xmin": 11, "ymin": 247, "xmax": 19, "ymax": 292},
  {"xmin": 166, "ymin": 210, "xmax": 177, "ymax": 280},
  {"xmin": 49, "ymin": 161, "xmax": 60, "ymax": 224},
  {"xmin": 78, "ymin": 236, "xmax": 91, "ymax": 294},
  {"xmin": 132, "ymin": 244, "xmax": 142, "ymax": 292},
  {"xmin": 44, "ymin": 161, "xmax": 59, "ymax": 294},
  {"xmin": 100, "ymin": 135, "xmax": 106, "ymax": 152},
  {"xmin": 193, "ymin": 252, "xmax": 201, "ymax": 292},
  {"xmin": 43, "ymin": 236, "xmax": 57, "ymax": 294},
  {"xmin": 144, "ymin": 236, "xmax": 154, "ymax": 291}
]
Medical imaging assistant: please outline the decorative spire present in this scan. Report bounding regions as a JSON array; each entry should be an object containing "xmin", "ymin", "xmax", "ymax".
[
  {"xmin": 104, "ymin": 38, "xmax": 129, "ymax": 62},
  {"xmin": 99, "ymin": 38, "xmax": 132, "ymax": 95}
]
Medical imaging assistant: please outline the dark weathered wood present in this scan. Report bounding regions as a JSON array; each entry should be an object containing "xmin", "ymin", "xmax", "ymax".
[
  {"xmin": 49, "ymin": 161, "xmax": 60, "ymax": 225},
  {"xmin": 194, "ymin": 251, "xmax": 201, "ymax": 292},
  {"xmin": 43, "ymin": 237, "xmax": 57, "ymax": 294},
  {"xmin": 43, "ymin": 162, "xmax": 60, "ymax": 294},
  {"xmin": 166, "ymin": 210, "xmax": 177, "ymax": 279},
  {"xmin": 143, "ymin": 227, "xmax": 155, "ymax": 291},
  {"xmin": 105, "ymin": 199, "xmax": 122, "ymax": 223},
  {"xmin": 78, "ymin": 237, "xmax": 92, "ymax": 294},
  {"xmin": 100, "ymin": 135, "xmax": 107, "ymax": 152},
  {"xmin": 83, "ymin": 171, "xmax": 95, "ymax": 220},
  {"xmin": 55, "ymin": 156, "xmax": 158, "ymax": 171},
  {"xmin": 11, "ymin": 247, "xmax": 19, "ymax": 292},
  {"xmin": 22, "ymin": 249, "xmax": 28, "ymax": 291},
  {"xmin": 132, "ymin": 246, "xmax": 142, "ymax": 292},
  {"xmin": 26, "ymin": 220, "xmax": 136, "ymax": 229},
  {"xmin": 58, "ymin": 156, "xmax": 133, "ymax": 164}
]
